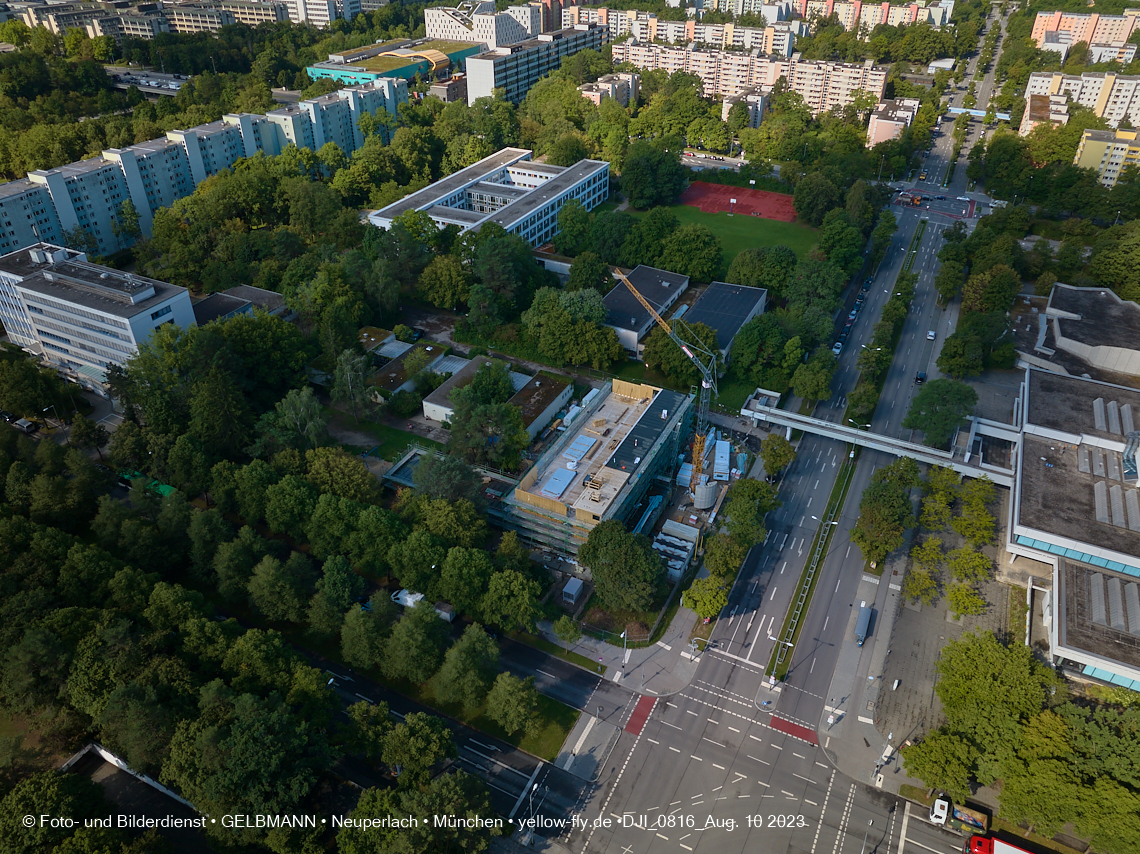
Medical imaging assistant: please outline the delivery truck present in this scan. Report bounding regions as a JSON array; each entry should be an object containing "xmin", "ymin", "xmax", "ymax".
[
  {"xmin": 854, "ymin": 602, "xmax": 872, "ymax": 646},
  {"xmin": 966, "ymin": 837, "xmax": 1031, "ymax": 854}
]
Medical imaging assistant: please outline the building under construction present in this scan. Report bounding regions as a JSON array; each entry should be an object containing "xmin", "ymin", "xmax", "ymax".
[{"xmin": 500, "ymin": 379, "xmax": 694, "ymax": 555}]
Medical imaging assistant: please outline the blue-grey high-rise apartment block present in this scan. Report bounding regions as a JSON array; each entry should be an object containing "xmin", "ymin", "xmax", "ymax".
[{"xmin": 0, "ymin": 77, "xmax": 407, "ymax": 259}]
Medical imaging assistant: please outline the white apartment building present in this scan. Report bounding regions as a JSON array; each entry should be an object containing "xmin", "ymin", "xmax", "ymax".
[
  {"xmin": 721, "ymin": 88, "xmax": 767, "ymax": 126},
  {"xmin": 426, "ymin": 1, "xmax": 541, "ymax": 49},
  {"xmin": 561, "ymin": 6, "xmax": 656, "ymax": 40},
  {"xmin": 579, "ymin": 72, "xmax": 639, "ymax": 107},
  {"xmin": 0, "ymin": 243, "xmax": 195, "ymax": 379},
  {"xmin": 370, "ymin": 148, "xmax": 609, "ymax": 247},
  {"xmin": 630, "ymin": 18, "xmax": 805, "ymax": 55},
  {"xmin": 285, "ymin": 0, "xmax": 359, "ymax": 25},
  {"xmin": 466, "ymin": 24, "xmax": 605, "ymax": 104},
  {"xmin": 1026, "ymin": 71, "xmax": 1140, "ymax": 129},
  {"xmin": 0, "ymin": 78, "xmax": 407, "ymax": 258},
  {"xmin": 611, "ymin": 42, "xmax": 887, "ymax": 111},
  {"xmin": 705, "ymin": 0, "xmax": 793, "ymax": 21}
]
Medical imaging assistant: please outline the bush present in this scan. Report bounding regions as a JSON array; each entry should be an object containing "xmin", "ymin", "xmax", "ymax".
[{"xmin": 387, "ymin": 391, "xmax": 422, "ymax": 418}]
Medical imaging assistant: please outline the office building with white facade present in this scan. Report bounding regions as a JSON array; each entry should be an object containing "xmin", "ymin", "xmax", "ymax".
[
  {"xmin": 0, "ymin": 243, "xmax": 195, "ymax": 383},
  {"xmin": 465, "ymin": 23, "xmax": 605, "ymax": 103},
  {"xmin": 426, "ymin": 1, "xmax": 542, "ymax": 48},
  {"xmin": 0, "ymin": 78, "xmax": 407, "ymax": 258},
  {"xmin": 369, "ymin": 148, "xmax": 609, "ymax": 247}
]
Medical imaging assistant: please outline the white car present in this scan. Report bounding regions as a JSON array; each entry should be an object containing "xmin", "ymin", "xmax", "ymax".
[
  {"xmin": 832, "ymin": 341, "xmax": 843, "ymax": 356},
  {"xmin": 927, "ymin": 330, "xmax": 937, "ymax": 340},
  {"xmin": 929, "ymin": 796, "xmax": 951, "ymax": 825}
]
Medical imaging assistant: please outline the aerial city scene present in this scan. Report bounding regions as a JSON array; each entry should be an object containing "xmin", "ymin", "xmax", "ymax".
[{"xmin": 0, "ymin": 0, "xmax": 1138, "ymax": 852}]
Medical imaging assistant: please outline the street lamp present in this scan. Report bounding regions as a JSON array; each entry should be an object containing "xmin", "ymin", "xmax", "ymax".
[
  {"xmin": 767, "ymin": 636, "xmax": 794, "ymax": 647},
  {"xmin": 860, "ymin": 345, "xmax": 881, "ymax": 352},
  {"xmin": 811, "ymin": 515, "xmax": 839, "ymax": 525},
  {"xmin": 860, "ymin": 820, "xmax": 874, "ymax": 854},
  {"xmin": 849, "ymin": 419, "xmax": 872, "ymax": 428},
  {"xmin": 42, "ymin": 404, "xmax": 60, "ymax": 427}
]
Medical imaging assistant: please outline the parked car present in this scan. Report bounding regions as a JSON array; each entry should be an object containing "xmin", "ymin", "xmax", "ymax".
[
  {"xmin": 838, "ymin": 330, "xmax": 849, "ymax": 344},
  {"xmin": 832, "ymin": 341, "xmax": 843, "ymax": 355},
  {"xmin": 0, "ymin": 410, "xmax": 13, "ymax": 422},
  {"xmin": 848, "ymin": 309, "xmax": 858, "ymax": 320},
  {"xmin": 12, "ymin": 418, "xmax": 38, "ymax": 434},
  {"xmin": 410, "ymin": 327, "xmax": 425, "ymax": 341}
]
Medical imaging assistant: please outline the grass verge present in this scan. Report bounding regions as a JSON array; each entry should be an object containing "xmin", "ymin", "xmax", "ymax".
[
  {"xmin": 330, "ymin": 412, "xmax": 445, "ymax": 460},
  {"xmin": 628, "ymin": 204, "xmax": 818, "ymax": 279},
  {"xmin": 767, "ymin": 452, "xmax": 858, "ymax": 680},
  {"xmin": 510, "ymin": 631, "xmax": 606, "ymax": 675},
  {"xmin": 898, "ymin": 784, "xmax": 931, "ymax": 804}
]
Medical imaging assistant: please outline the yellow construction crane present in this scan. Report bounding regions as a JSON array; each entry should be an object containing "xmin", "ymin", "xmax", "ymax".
[{"xmin": 612, "ymin": 268, "xmax": 718, "ymax": 492}]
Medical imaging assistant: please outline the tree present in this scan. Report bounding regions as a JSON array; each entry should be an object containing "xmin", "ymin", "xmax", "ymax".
[
  {"xmin": 900, "ymin": 730, "xmax": 976, "ymax": 802},
  {"xmin": 0, "ymin": 772, "xmax": 110, "ymax": 852},
  {"xmin": 338, "ymin": 772, "xmax": 497, "ymax": 854},
  {"xmin": 910, "ymin": 536, "xmax": 943, "ymax": 574},
  {"xmin": 339, "ymin": 700, "xmax": 392, "ymax": 760},
  {"xmin": 332, "ymin": 349, "xmax": 369, "ymax": 421},
  {"xmin": 341, "ymin": 599, "xmax": 396, "ymax": 670},
  {"xmin": 947, "ymin": 583, "xmax": 987, "ymax": 617},
  {"xmin": 793, "ymin": 172, "xmax": 840, "ymax": 226},
  {"xmin": 642, "ymin": 322, "xmax": 720, "ymax": 386},
  {"xmin": 566, "ymin": 251, "xmax": 610, "ymax": 292},
  {"xmin": 657, "ymin": 224, "xmax": 723, "ymax": 281},
  {"xmin": 903, "ymin": 379, "xmax": 979, "ymax": 448},
  {"xmin": 621, "ymin": 141, "xmax": 687, "ymax": 208},
  {"xmin": 418, "ymin": 255, "xmax": 469, "ymax": 309},
  {"xmin": 382, "ymin": 600, "xmax": 449, "ymax": 684},
  {"xmin": 248, "ymin": 555, "xmax": 309, "ymax": 623},
  {"xmin": 578, "ymin": 521, "xmax": 663, "ymax": 613},
  {"xmin": 273, "ymin": 386, "xmax": 327, "ymax": 450},
  {"xmin": 434, "ymin": 624, "xmax": 499, "ymax": 713},
  {"xmin": 304, "ymin": 447, "xmax": 376, "ymax": 502},
  {"xmin": 553, "ymin": 199, "xmax": 591, "ymax": 257},
  {"xmin": 438, "ymin": 547, "xmax": 494, "ymax": 616},
  {"xmin": 412, "ymin": 453, "xmax": 481, "ymax": 504},
  {"xmin": 936, "ymin": 333, "xmax": 985, "ymax": 379},
  {"xmin": 480, "ymin": 570, "xmax": 542, "ymax": 634},
  {"xmin": 484, "ymin": 672, "xmax": 539, "ymax": 736},
  {"xmin": 722, "ymin": 478, "xmax": 779, "ymax": 547},
  {"xmin": 553, "ymin": 615, "xmax": 581, "ymax": 645},
  {"xmin": 724, "ymin": 245, "xmax": 797, "ymax": 299},
  {"xmin": 234, "ymin": 459, "xmax": 279, "ymax": 525},
  {"xmin": 68, "ymin": 415, "xmax": 109, "ymax": 460},
  {"xmin": 188, "ymin": 366, "xmax": 252, "ymax": 460},
  {"xmin": 902, "ymin": 569, "xmax": 938, "ymax": 606},
  {"xmin": 759, "ymin": 434, "xmax": 796, "ymax": 477},
  {"xmin": 851, "ymin": 482, "xmax": 912, "ymax": 566},
  {"xmin": 792, "ymin": 349, "xmax": 837, "ymax": 402},
  {"xmin": 947, "ymin": 547, "xmax": 991, "ymax": 584},
  {"xmin": 381, "ymin": 712, "xmax": 457, "ymax": 788},
  {"xmin": 686, "ymin": 575, "xmax": 728, "ymax": 621},
  {"xmin": 264, "ymin": 475, "xmax": 319, "ymax": 535}
]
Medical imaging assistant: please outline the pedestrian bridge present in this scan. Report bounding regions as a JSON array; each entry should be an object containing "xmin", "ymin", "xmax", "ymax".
[{"xmin": 739, "ymin": 392, "xmax": 1014, "ymax": 487}]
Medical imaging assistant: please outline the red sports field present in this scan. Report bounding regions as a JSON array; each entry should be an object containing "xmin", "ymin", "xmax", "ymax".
[{"xmin": 679, "ymin": 181, "xmax": 798, "ymax": 223}]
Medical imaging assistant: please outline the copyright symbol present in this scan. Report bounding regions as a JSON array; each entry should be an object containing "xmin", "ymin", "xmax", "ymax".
[{"xmin": 22, "ymin": 816, "xmax": 34, "ymax": 827}]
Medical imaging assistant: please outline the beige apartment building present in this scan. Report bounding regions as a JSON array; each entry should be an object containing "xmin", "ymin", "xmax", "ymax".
[
  {"xmin": 611, "ymin": 42, "xmax": 886, "ymax": 111},
  {"xmin": 797, "ymin": 0, "xmax": 954, "ymax": 33},
  {"xmin": 1073, "ymin": 128, "xmax": 1140, "ymax": 187}
]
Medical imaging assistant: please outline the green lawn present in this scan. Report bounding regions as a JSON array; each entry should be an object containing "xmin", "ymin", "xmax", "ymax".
[{"xmin": 633, "ymin": 205, "xmax": 818, "ymax": 280}]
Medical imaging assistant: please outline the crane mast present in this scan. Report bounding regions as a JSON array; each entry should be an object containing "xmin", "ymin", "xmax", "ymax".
[{"xmin": 612, "ymin": 268, "xmax": 717, "ymax": 492}]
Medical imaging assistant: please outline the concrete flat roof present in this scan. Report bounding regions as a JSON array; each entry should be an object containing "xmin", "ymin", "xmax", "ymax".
[
  {"xmin": 683, "ymin": 281, "xmax": 766, "ymax": 350},
  {"xmin": 0, "ymin": 243, "xmax": 84, "ymax": 278},
  {"xmin": 606, "ymin": 388, "xmax": 688, "ymax": 473},
  {"xmin": 17, "ymin": 262, "xmax": 186, "ymax": 320},
  {"xmin": 486, "ymin": 159, "xmax": 608, "ymax": 230},
  {"xmin": 423, "ymin": 357, "xmax": 481, "ymax": 410},
  {"xmin": 374, "ymin": 148, "xmax": 531, "ymax": 222},
  {"xmin": 1059, "ymin": 559, "xmax": 1140, "ymax": 671},
  {"xmin": 1017, "ymin": 434, "xmax": 1140, "ymax": 565},
  {"xmin": 192, "ymin": 292, "xmax": 248, "ymax": 324},
  {"xmin": 1026, "ymin": 369, "xmax": 1140, "ymax": 440},
  {"xmin": 509, "ymin": 373, "xmax": 570, "ymax": 425},
  {"xmin": 1049, "ymin": 284, "xmax": 1140, "ymax": 357}
]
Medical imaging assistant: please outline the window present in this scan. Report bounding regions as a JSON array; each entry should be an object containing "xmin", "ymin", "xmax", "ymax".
[{"xmin": 151, "ymin": 305, "xmax": 172, "ymax": 321}]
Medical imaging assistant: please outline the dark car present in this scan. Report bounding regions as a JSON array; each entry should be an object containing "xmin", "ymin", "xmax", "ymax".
[
  {"xmin": 838, "ymin": 330, "xmax": 849, "ymax": 344},
  {"xmin": 861, "ymin": 280, "xmax": 871, "ymax": 292},
  {"xmin": 935, "ymin": 195, "xmax": 947, "ymax": 200},
  {"xmin": 0, "ymin": 410, "xmax": 13, "ymax": 422},
  {"xmin": 915, "ymin": 371, "xmax": 927, "ymax": 384},
  {"xmin": 410, "ymin": 327, "xmax": 425, "ymax": 341}
]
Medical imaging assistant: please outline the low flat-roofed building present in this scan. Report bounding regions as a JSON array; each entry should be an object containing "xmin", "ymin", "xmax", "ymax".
[
  {"xmin": 369, "ymin": 148, "xmax": 609, "ymax": 247},
  {"xmin": 509, "ymin": 372, "xmax": 573, "ymax": 439},
  {"xmin": 1045, "ymin": 283, "xmax": 1140, "ymax": 376},
  {"xmin": 603, "ymin": 266, "xmax": 690, "ymax": 356},
  {"xmin": 430, "ymin": 75, "xmax": 468, "ymax": 102},
  {"xmin": 223, "ymin": 284, "xmax": 289, "ymax": 316},
  {"xmin": 500, "ymin": 379, "xmax": 693, "ymax": 554},
  {"xmin": 422, "ymin": 357, "xmax": 480, "ymax": 421},
  {"xmin": 192, "ymin": 292, "xmax": 252, "ymax": 325},
  {"xmin": 1010, "ymin": 368, "xmax": 1140, "ymax": 690},
  {"xmin": 368, "ymin": 340, "xmax": 448, "ymax": 398},
  {"xmin": 682, "ymin": 281, "xmax": 767, "ymax": 357}
]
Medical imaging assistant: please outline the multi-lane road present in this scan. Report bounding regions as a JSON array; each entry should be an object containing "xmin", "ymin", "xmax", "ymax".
[{"xmin": 546, "ymin": 9, "xmax": 1016, "ymax": 853}]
